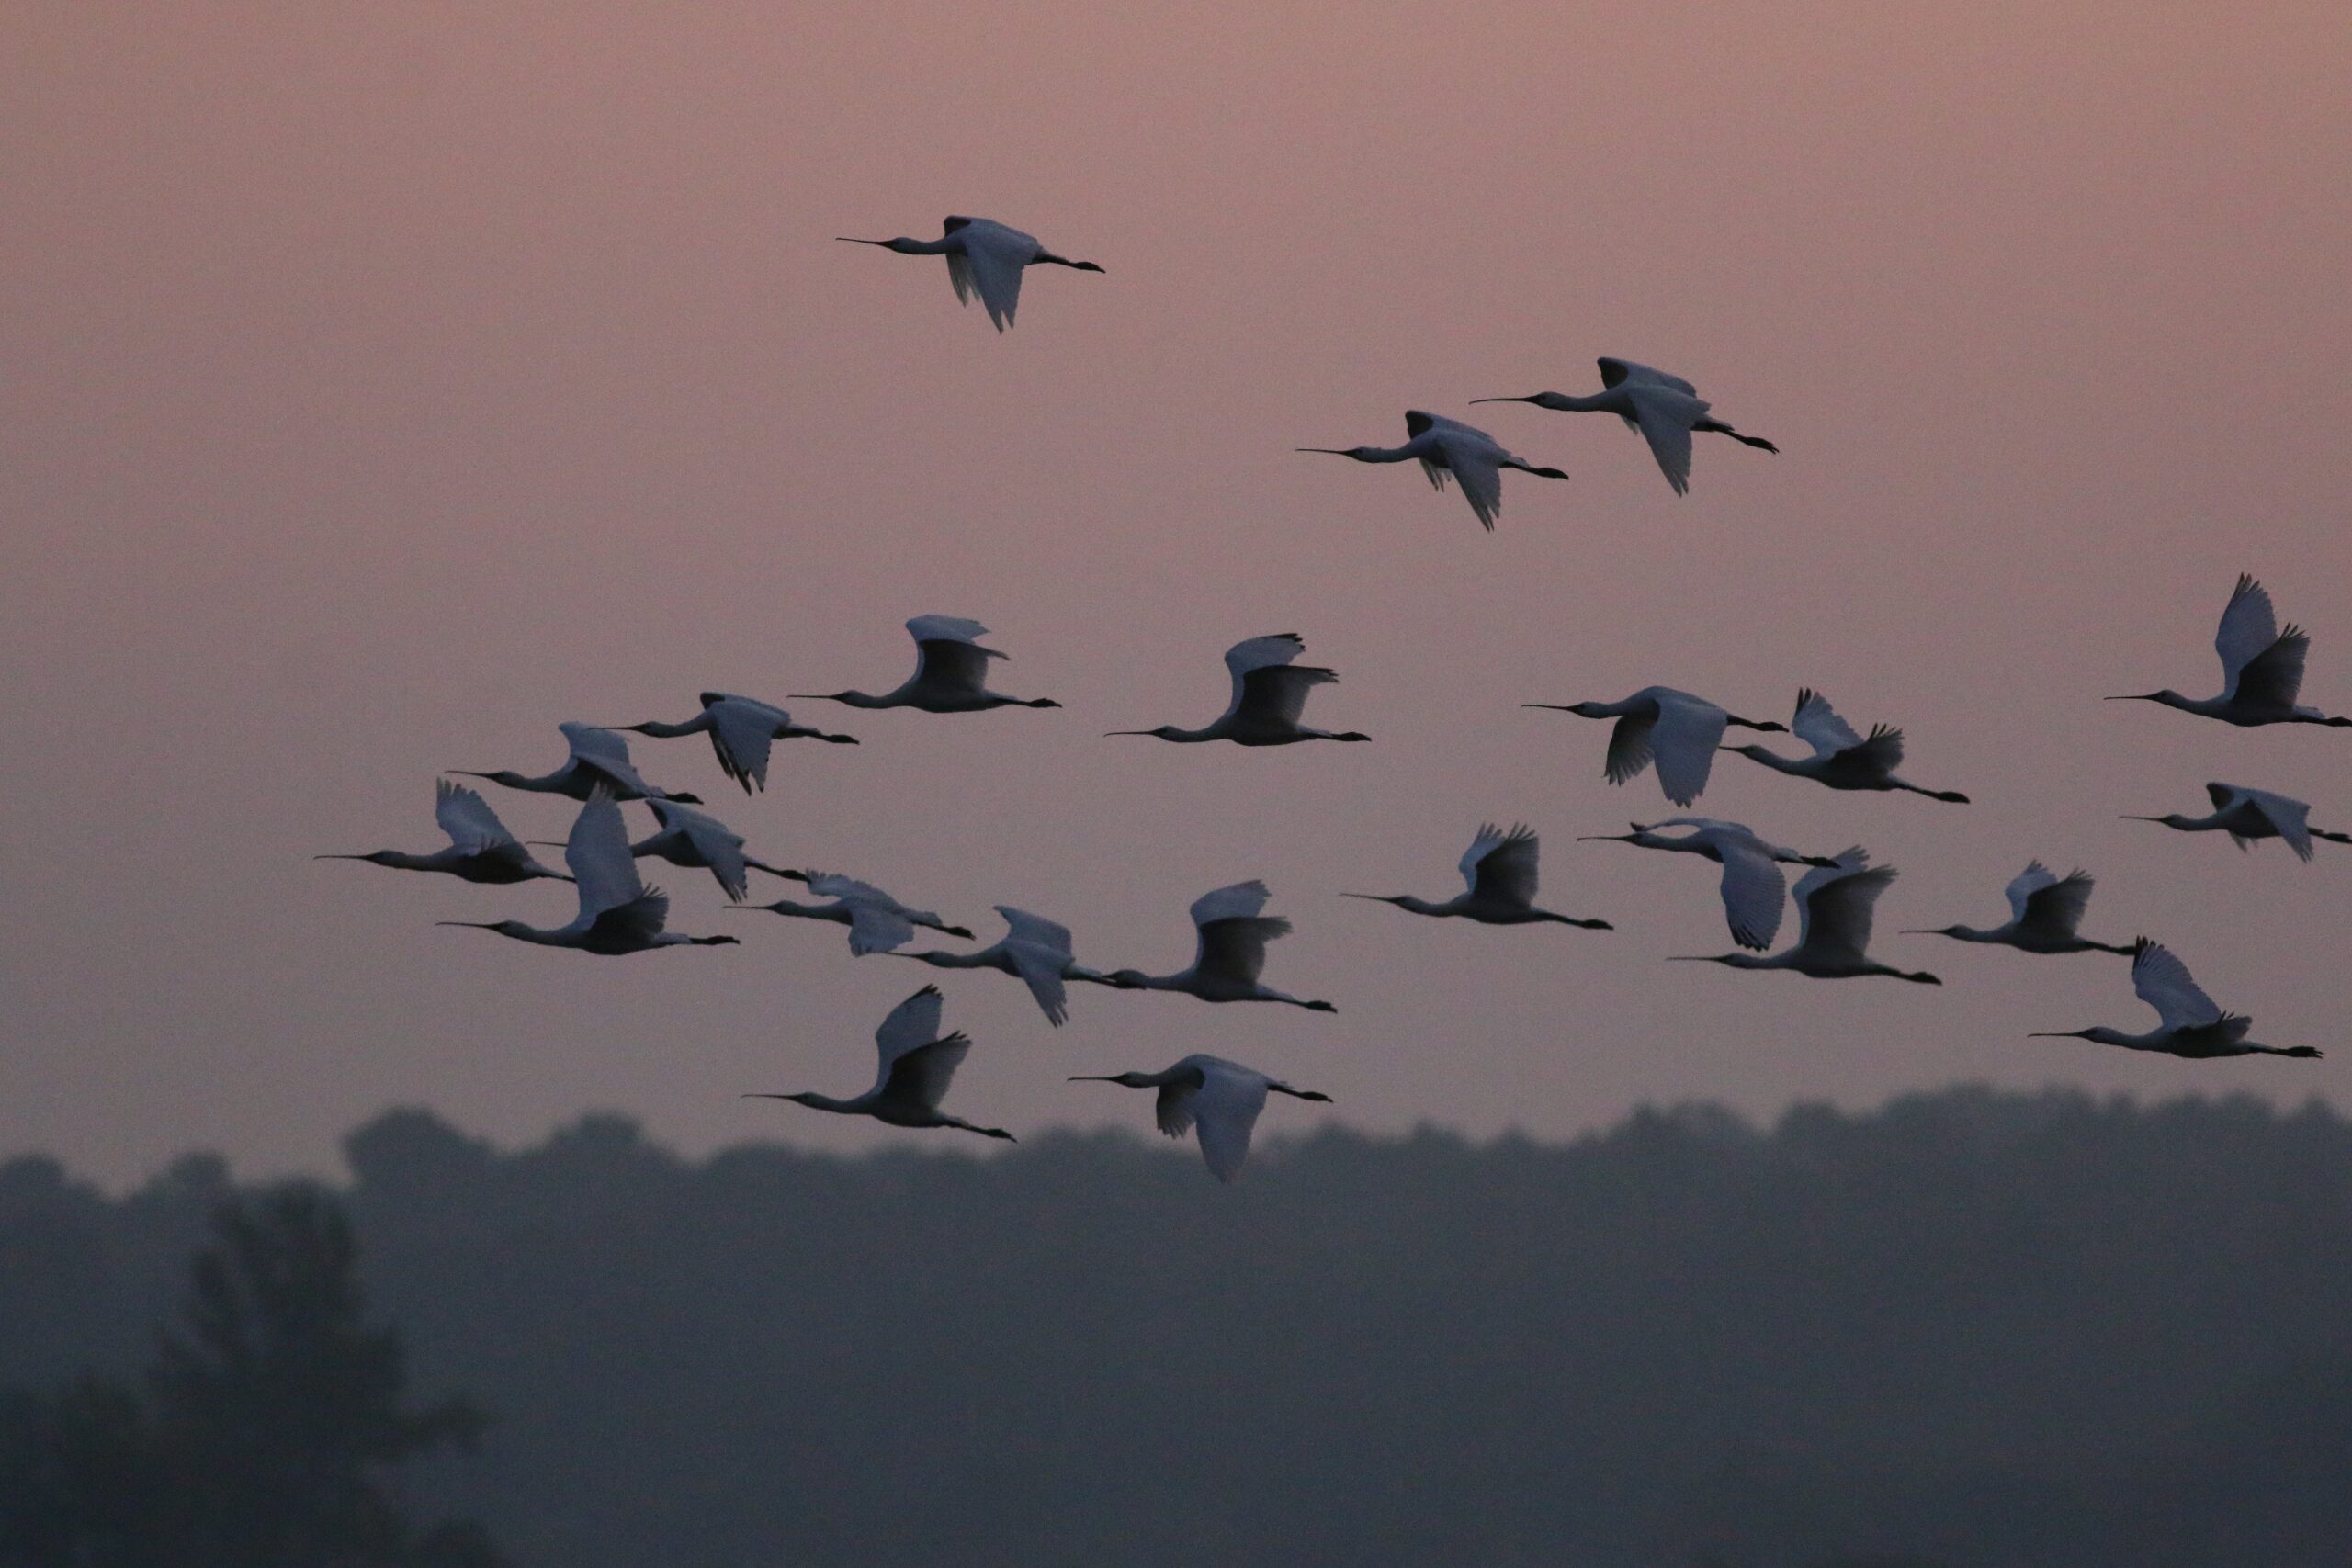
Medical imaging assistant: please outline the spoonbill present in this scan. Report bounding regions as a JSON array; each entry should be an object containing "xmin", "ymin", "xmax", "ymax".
[
  {"xmin": 898, "ymin": 907, "xmax": 1102, "ymax": 1028},
  {"xmin": 534, "ymin": 797, "xmax": 800, "ymax": 902},
  {"xmin": 317, "ymin": 781, "xmax": 571, "ymax": 886},
  {"xmin": 1578, "ymin": 818, "xmax": 1838, "ymax": 950},
  {"xmin": 2109, "ymin": 575, "xmax": 2349, "ymax": 728},
  {"xmin": 795, "ymin": 616, "xmax": 1059, "ymax": 713},
  {"xmin": 1106, "ymin": 633, "xmax": 1368, "ymax": 745},
  {"xmin": 1343, "ymin": 824, "xmax": 1611, "ymax": 930},
  {"xmin": 1525, "ymin": 687, "xmax": 1788, "ymax": 806},
  {"xmin": 1070, "ymin": 1055, "xmax": 1330, "ymax": 1183},
  {"xmin": 1730, "ymin": 690, "xmax": 1970, "ymax": 803},
  {"xmin": 838, "ymin": 217, "xmax": 1102, "ymax": 332},
  {"xmin": 599, "ymin": 694, "xmax": 857, "ymax": 793},
  {"xmin": 1472, "ymin": 357, "xmax": 1777, "ymax": 495},
  {"xmin": 2030, "ymin": 940, "xmax": 2320, "ymax": 1059},
  {"xmin": 1669, "ymin": 851, "xmax": 1940, "ymax": 983},
  {"xmin": 452, "ymin": 723, "xmax": 701, "ymax": 804},
  {"xmin": 745, "ymin": 985, "xmax": 1015, "ymax": 1140},
  {"xmin": 436, "ymin": 790, "xmax": 738, "ymax": 955},
  {"xmin": 1298, "ymin": 412, "xmax": 1568, "ymax": 532},
  {"xmin": 2123, "ymin": 783, "xmax": 2352, "ymax": 862},
  {"xmin": 1904, "ymin": 863, "xmax": 2135, "ymax": 955},
  {"xmin": 1101, "ymin": 881, "xmax": 1337, "ymax": 1011},
  {"xmin": 731, "ymin": 873, "xmax": 973, "ymax": 955}
]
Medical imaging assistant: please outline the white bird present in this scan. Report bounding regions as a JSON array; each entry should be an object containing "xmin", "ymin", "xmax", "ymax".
[
  {"xmin": 2123, "ymin": 783, "xmax": 2352, "ymax": 862},
  {"xmin": 795, "ymin": 616, "xmax": 1060, "ymax": 713},
  {"xmin": 1471, "ymin": 357, "xmax": 1778, "ymax": 495},
  {"xmin": 731, "ymin": 873, "xmax": 974, "ymax": 955},
  {"xmin": 2030, "ymin": 940, "xmax": 2320, "ymax": 1059},
  {"xmin": 1297, "ymin": 411, "xmax": 1569, "ymax": 531},
  {"xmin": 2109, "ymin": 574, "xmax": 2349, "ymax": 728},
  {"xmin": 1524, "ymin": 686, "xmax": 1790, "ymax": 806},
  {"xmin": 436, "ymin": 790, "xmax": 738, "ymax": 955},
  {"xmin": 1904, "ymin": 863, "xmax": 2136, "ymax": 955},
  {"xmin": 599, "ymin": 694, "xmax": 858, "ymax": 793},
  {"xmin": 1105, "ymin": 633, "xmax": 1369, "ymax": 745},
  {"xmin": 533, "ymin": 798, "xmax": 801, "ymax": 902},
  {"xmin": 838, "ymin": 217, "xmax": 1102, "ymax": 332},
  {"xmin": 744, "ymin": 985, "xmax": 1015, "ymax": 1140},
  {"xmin": 1343, "ymin": 824, "xmax": 1611, "ymax": 930},
  {"xmin": 1668, "ymin": 850, "xmax": 1940, "ymax": 983},
  {"xmin": 1101, "ymin": 881, "xmax": 1337, "ymax": 1011},
  {"xmin": 1729, "ymin": 690, "xmax": 1971, "ymax": 803},
  {"xmin": 898, "ymin": 907, "xmax": 1103, "ymax": 1028},
  {"xmin": 1578, "ymin": 818, "xmax": 1837, "ymax": 951},
  {"xmin": 1069, "ymin": 1055, "xmax": 1330, "ymax": 1183},
  {"xmin": 317, "ymin": 780, "xmax": 571, "ymax": 886},
  {"xmin": 452, "ymin": 723, "xmax": 702, "ymax": 804}
]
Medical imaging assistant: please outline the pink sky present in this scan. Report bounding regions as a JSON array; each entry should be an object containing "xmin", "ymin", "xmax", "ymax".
[{"xmin": 6, "ymin": 1, "xmax": 2350, "ymax": 1187}]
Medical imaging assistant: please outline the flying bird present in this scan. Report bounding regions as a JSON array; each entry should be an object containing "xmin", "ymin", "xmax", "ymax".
[
  {"xmin": 731, "ymin": 873, "xmax": 972, "ymax": 955},
  {"xmin": 1472, "ymin": 357, "xmax": 1777, "ymax": 495},
  {"xmin": 1903, "ymin": 863, "xmax": 2135, "ymax": 955},
  {"xmin": 599, "ymin": 694, "xmax": 857, "ymax": 793},
  {"xmin": 534, "ymin": 798, "xmax": 800, "ymax": 902},
  {"xmin": 2109, "ymin": 574, "xmax": 2348, "ymax": 728},
  {"xmin": 898, "ymin": 907, "xmax": 1102, "ymax": 1028},
  {"xmin": 2123, "ymin": 783, "xmax": 2352, "ymax": 862},
  {"xmin": 1106, "ymin": 633, "xmax": 1368, "ymax": 745},
  {"xmin": 2030, "ymin": 940, "xmax": 2319, "ymax": 1059},
  {"xmin": 317, "ymin": 781, "xmax": 571, "ymax": 886},
  {"xmin": 451, "ymin": 723, "xmax": 700, "ymax": 804},
  {"xmin": 745, "ymin": 985, "xmax": 1015, "ymax": 1140},
  {"xmin": 838, "ymin": 217, "xmax": 1102, "ymax": 332},
  {"xmin": 1343, "ymin": 824, "xmax": 1611, "ymax": 930},
  {"xmin": 436, "ymin": 790, "xmax": 738, "ymax": 954},
  {"xmin": 1298, "ymin": 411, "xmax": 1568, "ymax": 532},
  {"xmin": 1668, "ymin": 851, "xmax": 1940, "ymax": 983},
  {"xmin": 1070, "ymin": 1055, "xmax": 1330, "ymax": 1183},
  {"xmin": 1578, "ymin": 818, "xmax": 1838, "ymax": 951},
  {"xmin": 795, "ymin": 616, "xmax": 1060, "ymax": 713},
  {"xmin": 1729, "ymin": 690, "xmax": 1970, "ymax": 803},
  {"xmin": 1525, "ymin": 686, "xmax": 1788, "ymax": 806},
  {"xmin": 1100, "ymin": 881, "xmax": 1337, "ymax": 1011}
]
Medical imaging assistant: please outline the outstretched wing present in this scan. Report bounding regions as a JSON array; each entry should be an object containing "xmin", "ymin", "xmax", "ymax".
[
  {"xmin": 996, "ymin": 906, "xmax": 1074, "ymax": 957},
  {"xmin": 846, "ymin": 901, "xmax": 917, "ymax": 956},
  {"xmin": 1462, "ymin": 824, "xmax": 1539, "ymax": 908},
  {"xmin": 2233, "ymin": 628, "xmax": 2309, "ymax": 712},
  {"xmin": 2132, "ymin": 940, "xmax": 2223, "ymax": 1030},
  {"xmin": 705, "ymin": 697, "xmax": 784, "ymax": 793},
  {"xmin": 1236, "ymin": 664, "xmax": 1337, "ymax": 728},
  {"xmin": 1434, "ymin": 433, "xmax": 1503, "ymax": 531},
  {"xmin": 560, "ymin": 722, "xmax": 634, "ymax": 769},
  {"xmin": 565, "ymin": 791, "xmax": 646, "ymax": 918},
  {"xmin": 1716, "ymin": 841, "xmax": 1789, "ymax": 951},
  {"xmin": 956, "ymin": 224, "xmax": 1030, "ymax": 331},
  {"xmin": 1790, "ymin": 690, "xmax": 1863, "ymax": 759},
  {"xmin": 873, "ymin": 985, "xmax": 947, "ymax": 1074},
  {"xmin": 1647, "ymin": 693, "xmax": 1730, "ymax": 805},
  {"xmin": 1795, "ymin": 863, "xmax": 1896, "ymax": 966},
  {"xmin": 584, "ymin": 890, "xmax": 669, "ymax": 945},
  {"xmin": 1603, "ymin": 708, "xmax": 1658, "ymax": 786},
  {"xmin": 435, "ymin": 780, "xmax": 517, "ymax": 853},
  {"xmin": 2213, "ymin": 574, "xmax": 2279, "ymax": 696},
  {"xmin": 1191, "ymin": 1060, "xmax": 1272, "ymax": 1183},
  {"xmin": 652, "ymin": 799, "xmax": 751, "ymax": 902},
  {"xmin": 881, "ymin": 1033, "xmax": 972, "ymax": 1112},
  {"xmin": 2241, "ymin": 785, "xmax": 2315, "ymax": 861},
  {"xmin": 1599, "ymin": 357, "xmax": 1699, "ymax": 397},
  {"xmin": 910, "ymin": 638, "xmax": 1002, "ymax": 697},
  {"xmin": 1190, "ymin": 880, "xmax": 1272, "ymax": 928},
  {"xmin": 1626, "ymin": 384, "xmax": 1700, "ymax": 495},
  {"xmin": 1842, "ymin": 724, "xmax": 1906, "ymax": 774},
  {"xmin": 2011, "ymin": 863, "xmax": 2094, "ymax": 937}
]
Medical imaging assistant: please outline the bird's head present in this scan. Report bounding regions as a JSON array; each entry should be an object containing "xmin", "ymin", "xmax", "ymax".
[
  {"xmin": 1468, "ymin": 392, "xmax": 1567, "ymax": 410},
  {"xmin": 1104, "ymin": 726, "xmax": 1185, "ymax": 740},
  {"xmin": 836, "ymin": 235, "xmax": 929, "ymax": 253},
  {"xmin": 1550, "ymin": 701, "xmax": 1616, "ymax": 720},
  {"xmin": 1724, "ymin": 743, "xmax": 1780, "ymax": 763},
  {"xmin": 1069, "ymin": 1071, "xmax": 1156, "ymax": 1089},
  {"xmin": 1295, "ymin": 446, "xmax": 1383, "ymax": 463},
  {"xmin": 2121, "ymin": 812, "xmax": 2198, "ymax": 830}
]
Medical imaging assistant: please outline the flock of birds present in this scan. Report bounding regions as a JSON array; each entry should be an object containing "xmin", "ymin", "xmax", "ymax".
[{"xmin": 324, "ymin": 216, "xmax": 2336, "ymax": 1181}]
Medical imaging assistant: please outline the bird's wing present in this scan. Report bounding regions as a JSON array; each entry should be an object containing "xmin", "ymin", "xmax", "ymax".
[
  {"xmin": 945, "ymin": 249, "xmax": 975, "ymax": 306},
  {"xmin": 1236, "ymin": 664, "xmax": 1338, "ymax": 728},
  {"xmin": 2002, "ymin": 862, "xmax": 2058, "ymax": 922},
  {"xmin": 663, "ymin": 803, "xmax": 752, "ymax": 902},
  {"xmin": 882, "ymin": 1033, "xmax": 974, "ymax": 1112},
  {"xmin": 1221, "ymin": 633, "xmax": 1316, "ymax": 723},
  {"xmin": 2132, "ymin": 941, "xmax": 2223, "ymax": 1030},
  {"xmin": 1647, "ymin": 694, "xmax": 1730, "ymax": 806},
  {"xmin": 707, "ymin": 699, "xmax": 779, "ymax": 792},
  {"xmin": 434, "ymin": 779, "xmax": 517, "ymax": 853},
  {"xmin": 1436, "ymin": 434, "xmax": 1503, "ymax": 531},
  {"xmin": 805, "ymin": 872, "xmax": 888, "ymax": 902},
  {"xmin": 1602, "ymin": 708, "xmax": 1658, "ymax": 785},
  {"xmin": 2232, "ymin": 629, "xmax": 2309, "ymax": 711},
  {"xmin": 2014, "ymin": 865, "xmax": 2095, "ymax": 936},
  {"xmin": 1598, "ymin": 357, "xmax": 1699, "ymax": 396},
  {"xmin": 1191, "ymin": 1061, "xmax": 1272, "ymax": 1183},
  {"xmin": 1716, "ymin": 841, "xmax": 1789, "ymax": 951},
  {"xmin": 846, "ymin": 901, "xmax": 916, "ymax": 956},
  {"xmin": 1154, "ymin": 1076, "xmax": 1202, "ymax": 1139},
  {"xmin": 1190, "ymin": 880, "xmax": 1272, "ymax": 928},
  {"xmin": 1794, "ymin": 863, "xmax": 1897, "ymax": 966},
  {"xmin": 907, "ymin": 622, "xmax": 1003, "ymax": 697},
  {"xmin": 1625, "ymin": 385, "xmax": 1699, "ymax": 496},
  {"xmin": 585, "ymin": 890, "xmax": 669, "ymax": 944},
  {"xmin": 1843, "ymin": 724, "xmax": 1906, "ymax": 773},
  {"xmin": 1003, "ymin": 942, "xmax": 1071, "ymax": 1026},
  {"xmin": 560, "ymin": 722, "xmax": 634, "ymax": 769},
  {"xmin": 995, "ymin": 905, "xmax": 1075, "ymax": 955},
  {"xmin": 907, "ymin": 614, "xmax": 991, "ymax": 645},
  {"xmin": 565, "ymin": 792, "xmax": 645, "ymax": 917},
  {"xmin": 1194, "ymin": 916, "xmax": 1287, "ymax": 987},
  {"xmin": 956, "ymin": 225, "xmax": 1028, "ymax": 330},
  {"xmin": 2213, "ymin": 574, "xmax": 2278, "ymax": 694},
  {"xmin": 1463, "ymin": 824, "xmax": 1539, "ymax": 908},
  {"xmin": 1790, "ymin": 690, "xmax": 1863, "ymax": 758},
  {"xmin": 874, "ymin": 985, "xmax": 947, "ymax": 1068},
  {"xmin": 2242, "ymin": 786, "xmax": 2315, "ymax": 860}
]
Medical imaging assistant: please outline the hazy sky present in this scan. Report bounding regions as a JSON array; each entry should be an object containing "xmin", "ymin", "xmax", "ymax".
[{"xmin": 6, "ymin": 1, "xmax": 2349, "ymax": 1188}]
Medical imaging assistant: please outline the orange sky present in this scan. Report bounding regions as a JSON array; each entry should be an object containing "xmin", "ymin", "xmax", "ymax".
[{"xmin": 6, "ymin": 1, "xmax": 2350, "ymax": 1186}]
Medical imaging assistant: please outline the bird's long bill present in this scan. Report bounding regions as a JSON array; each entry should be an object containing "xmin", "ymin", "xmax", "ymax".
[
  {"xmin": 435, "ymin": 920, "xmax": 498, "ymax": 929},
  {"xmin": 313, "ymin": 853, "xmax": 368, "ymax": 860},
  {"xmin": 1066, "ymin": 1076, "xmax": 1123, "ymax": 1083},
  {"xmin": 2026, "ymin": 1032, "xmax": 2088, "ymax": 1039},
  {"xmin": 1466, "ymin": 395, "xmax": 1540, "ymax": 404},
  {"xmin": 1102, "ymin": 729, "xmax": 1155, "ymax": 737},
  {"xmin": 1575, "ymin": 834, "xmax": 1635, "ymax": 843},
  {"xmin": 1521, "ymin": 703, "xmax": 1576, "ymax": 711},
  {"xmin": 834, "ymin": 237, "xmax": 890, "ymax": 246},
  {"xmin": 1294, "ymin": 447, "xmax": 1351, "ymax": 456},
  {"xmin": 2118, "ymin": 815, "xmax": 2166, "ymax": 822}
]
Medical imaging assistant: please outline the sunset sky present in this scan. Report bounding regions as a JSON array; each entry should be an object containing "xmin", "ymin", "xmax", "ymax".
[{"xmin": 6, "ymin": 1, "xmax": 2349, "ymax": 1187}]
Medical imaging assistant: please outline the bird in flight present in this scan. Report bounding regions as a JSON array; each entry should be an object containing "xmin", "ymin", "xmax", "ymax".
[
  {"xmin": 796, "ymin": 616, "xmax": 1060, "ymax": 713},
  {"xmin": 533, "ymin": 797, "xmax": 799, "ymax": 903},
  {"xmin": 1669, "ymin": 850, "xmax": 1940, "ymax": 983},
  {"xmin": 317, "ymin": 781, "xmax": 571, "ymax": 886},
  {"xmin": 898, "ymin": 906, "xmax": 1103, "ymax": 1028},
  {"xmin": 1344, "ymin": 824, "xmax": 1611, "ymax": 931},
  {"xmin": 598, "ymin": 694, "xmax": 857, "ymax": 793},
  {"xmin": 2109, "ymin": 574, "xmax": 2348, "ymax": 728},
  {"xmin": 1472, "ymin": 357, "xmax": 1776, "ymax": 495},
  {"xmin": 452, "ymin": 722, "xmax": 701, "ymax": 804},
  {"xmin": 1580, "ymin": 818, "xmax": 1838, "ymax": 951},
  {"xmin": 731, "ymin": 872, "xmax": 972, "ymax": 955},
  {"xmin": 437, "ymin": 790, "xmax": 737, "ymax": 955},
  {"xmin": 745, "ymin": 985, "xmax": 1015, "ymax": 1140},
  {"xmin": 1100, "ymin": 881, "xmax": 1337, "ymax": 1011},
  {"xmin": 838, "ymin": 217, "xmax": 1102, "ymax": 332},
  {"xmin": 1525, "ymin": 686, "xmax": 1787, "ymax": 806},
  {"xmin": 1070, "ymin": 1055, "xmax": 1329, "ymax": 1182},
  {"xmin": 1729, "ymin": 690, "xmax": 1970, "ymax": 803},
  {"xmin": 2123, "ymin": 783, "xmax": 2352, "ymax": 862},
  {"xmin": 1106, "ymin": 633, "xmax": 1368, "ymax": 745},
  {"xmin": 2030, "ymin": 940, "xmax": 2319, "ymax": 1059},
  {"xmin": 1299, "ymin": 411, "xmax": 1568, "ymax": 531},
  {"xmin": 1904, "ymin": 863, "xmax": 2135, "ymax": 955}
]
